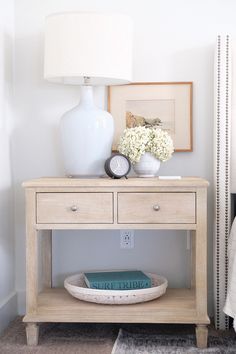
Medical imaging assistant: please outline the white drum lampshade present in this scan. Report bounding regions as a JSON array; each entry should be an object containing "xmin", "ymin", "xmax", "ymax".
[{"xmin": 44, "ymin": 12, "xmax": 133, "ymax": 176}]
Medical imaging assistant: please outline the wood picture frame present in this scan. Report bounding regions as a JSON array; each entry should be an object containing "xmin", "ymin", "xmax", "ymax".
[{"xmin": 108, "ymin": 82, "xmax": 193, "ymax": 152}]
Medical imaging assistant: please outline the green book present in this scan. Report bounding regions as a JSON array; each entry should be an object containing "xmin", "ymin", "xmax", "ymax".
[{"xmin": 84, "ymin": 270, "xmax": 151, "ymax": 290}]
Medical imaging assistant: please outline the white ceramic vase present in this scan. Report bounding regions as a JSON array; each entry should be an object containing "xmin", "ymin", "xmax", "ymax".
[{"xmin": 133, "ymin": 152, "xmax": 161, "ymax": 177}]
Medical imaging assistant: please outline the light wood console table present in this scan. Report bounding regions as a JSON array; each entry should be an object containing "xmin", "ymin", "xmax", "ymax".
[{"xmin": 23, "ymin": 177, "xmax": 209, "ymax": 347}]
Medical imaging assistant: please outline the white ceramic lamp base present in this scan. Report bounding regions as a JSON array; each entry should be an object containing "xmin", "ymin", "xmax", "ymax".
[{"xmin": 60, "ymin": 86, "xmax": 114, "ymax": 177}]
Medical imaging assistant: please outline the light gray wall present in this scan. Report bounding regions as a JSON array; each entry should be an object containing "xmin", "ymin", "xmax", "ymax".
[
  {"xmin": 0, "ymin": 0, "xmax": 16, "ymax": 333},
  {"xmin": 13, "ymin": 0, "xmax": 236, "ymax": 316}
]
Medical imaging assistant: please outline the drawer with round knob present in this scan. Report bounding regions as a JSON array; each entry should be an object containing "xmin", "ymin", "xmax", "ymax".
[
  {"xmin": 117, "ymin": 192, "xmax": 195, "ymax": 224},
  {"xmin": 37, "ymin": 193, "xmax": 113, "ymax": 224}
]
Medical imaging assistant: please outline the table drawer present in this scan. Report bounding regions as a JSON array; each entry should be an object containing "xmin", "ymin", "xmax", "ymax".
[
  {"xmin": 37, "ymin": 193, "xmax": 113, "ymax": 224},
  {"xmin": 118, "ymin": 192, "xmax": 195, "ymax": 224}
]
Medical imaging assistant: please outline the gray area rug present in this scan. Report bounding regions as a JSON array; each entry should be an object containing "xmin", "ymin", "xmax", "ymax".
[{"xmin": 112, "ymin": 328, "xmax": 236, "ymax": 354}]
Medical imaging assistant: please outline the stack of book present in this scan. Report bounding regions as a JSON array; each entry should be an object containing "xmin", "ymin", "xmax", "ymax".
[{"xmin": 83, "ymin": 270, "xmax": 152, "ymax": 290}]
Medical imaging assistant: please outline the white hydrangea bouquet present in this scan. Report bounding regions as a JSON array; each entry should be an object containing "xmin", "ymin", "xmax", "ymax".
[{"xmin": 118, "ymin": 126, "xmax": 174, "ymax": 164}]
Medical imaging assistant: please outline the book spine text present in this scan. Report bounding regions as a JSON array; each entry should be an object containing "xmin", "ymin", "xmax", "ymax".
[{"xmin": 89, "ymin": 279, "xmax": 151, "ymax": 290}]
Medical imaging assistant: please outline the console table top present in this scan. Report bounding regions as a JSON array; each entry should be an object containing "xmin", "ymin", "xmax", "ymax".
[{"xmin": 23, "ymin": 176, "xmax": 209, "ymax": 188}]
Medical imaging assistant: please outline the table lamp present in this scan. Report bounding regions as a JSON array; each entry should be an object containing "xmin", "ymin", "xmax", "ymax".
[{"xmin": 44, "ymin": 12, "xmax": 133, "ymax": 177}]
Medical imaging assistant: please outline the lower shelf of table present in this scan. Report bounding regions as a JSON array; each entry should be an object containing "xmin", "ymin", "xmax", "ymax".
[{"xmin": 23, "ymin": 288, "xmax": 210, "ymax": 324}]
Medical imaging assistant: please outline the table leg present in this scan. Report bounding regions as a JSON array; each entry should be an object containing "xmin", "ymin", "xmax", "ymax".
[
  {"xmin": 26, "ymin": 323, "xmax": 39, "ymax": 346},
  {"xmin": 190, "ymin": 230, "xmax": 196, "ymax": 288},
  {"xmin": 42, "ymin": 230, "xmax": 52, "ymax": 288},
  {"xmin": 25, "ymin": 190, "xmax": 38, "ymax": 314},
  {"xmin": 196, "ymin": 324, "xmax": 208, "ymax": 348},
  {"xmin": 25, "ymin": 190, "xmax": 39, "ymax": 344}
]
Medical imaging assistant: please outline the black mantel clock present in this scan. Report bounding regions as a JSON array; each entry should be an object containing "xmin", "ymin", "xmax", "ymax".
[{"xmin": 104, "ymin": 153, "xmax": 131, "ymax": 179}]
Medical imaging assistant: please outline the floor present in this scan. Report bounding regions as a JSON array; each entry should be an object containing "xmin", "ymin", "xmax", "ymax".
[{"xmin": 0, "ymin": 317, "xmax": 234, "ymax": 354}]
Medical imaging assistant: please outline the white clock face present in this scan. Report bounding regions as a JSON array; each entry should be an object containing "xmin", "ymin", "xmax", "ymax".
[{"xmin": 110, "ymin": 156, "xmax": 130, "ymax": 176}]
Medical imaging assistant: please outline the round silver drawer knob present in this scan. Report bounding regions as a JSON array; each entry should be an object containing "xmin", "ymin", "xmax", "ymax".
[
  {"xmin": 71, "ymin": 205, "xmax": 78, "ymax": 212},
  {"xmin": 153, "ymin": 204, "xmax": 160, "ymax": 211}
]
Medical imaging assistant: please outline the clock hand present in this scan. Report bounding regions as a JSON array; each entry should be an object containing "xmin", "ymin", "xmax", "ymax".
[{"xmin": 114, "ymin": 160, "xmax": 120, "ymax": 172}]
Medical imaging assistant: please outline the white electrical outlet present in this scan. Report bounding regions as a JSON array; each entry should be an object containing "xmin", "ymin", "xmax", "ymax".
[{"xmin": 120, "ymin": 230, "xmax": 134, "ymax": 249}]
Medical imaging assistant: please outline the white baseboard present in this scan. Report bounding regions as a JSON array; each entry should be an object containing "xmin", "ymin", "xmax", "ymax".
[
  {"xmin": 0, "ymin": 291, "xmax": 17, "ymax": 334},
  {"xmin": 17, "ymin": 290, "xmax": 26, "ymax": 316}
]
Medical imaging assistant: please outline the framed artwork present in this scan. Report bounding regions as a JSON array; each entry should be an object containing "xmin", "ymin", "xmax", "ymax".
[{"xmin": 108, "ymin": 82, "xmax": 193, "ymax": 152}]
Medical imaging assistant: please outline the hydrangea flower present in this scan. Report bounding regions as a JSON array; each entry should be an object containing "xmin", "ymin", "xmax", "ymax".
[{"xmin": 118, "ymin": 126, "xmax": 174, "ymax": 164}]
